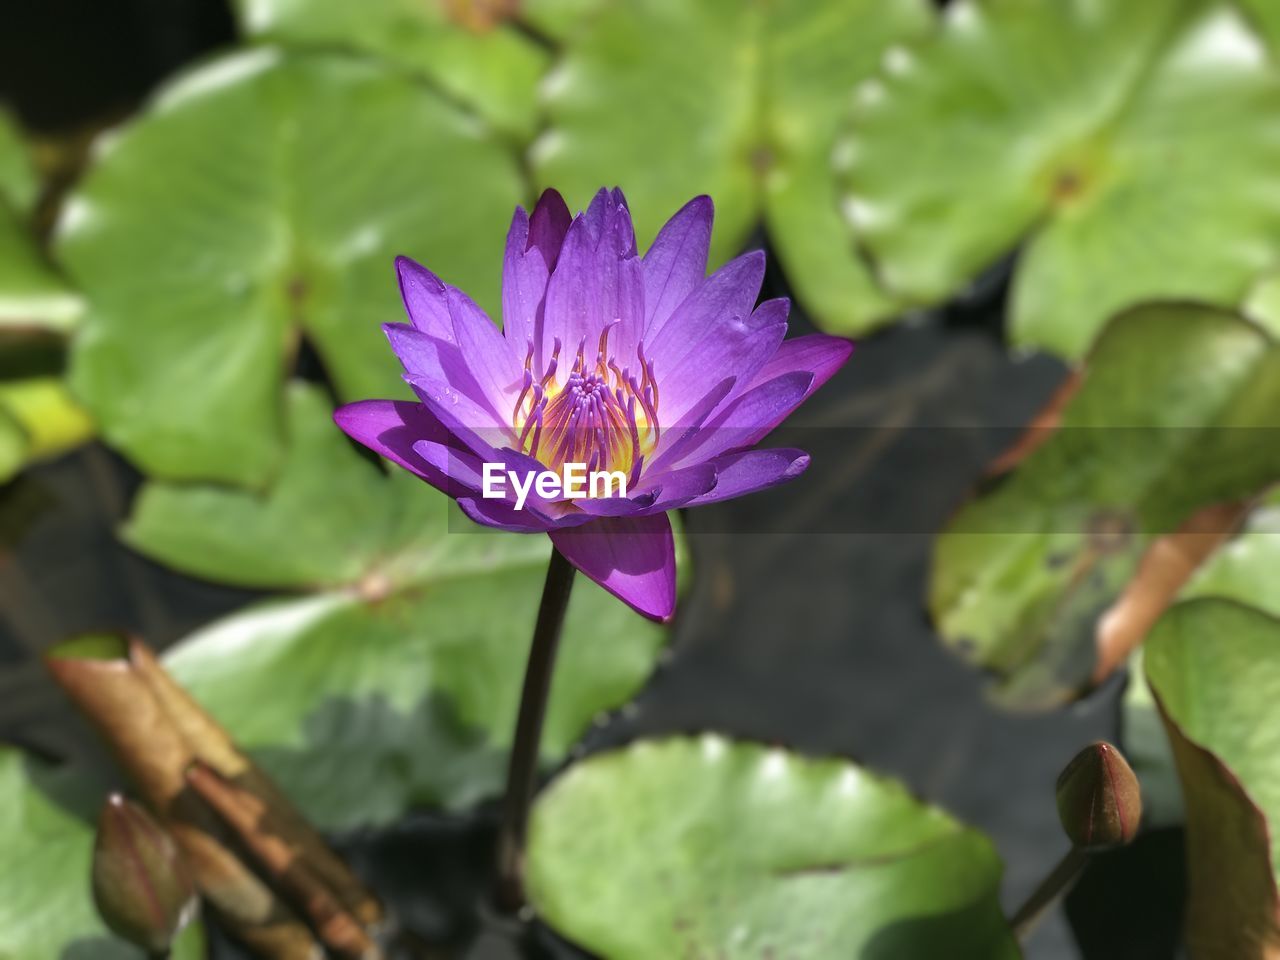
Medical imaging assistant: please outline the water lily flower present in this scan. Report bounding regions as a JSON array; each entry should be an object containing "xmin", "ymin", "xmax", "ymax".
[{"xmin": 335, "ymin": 188, "xmax": 852, "ymax": 622}]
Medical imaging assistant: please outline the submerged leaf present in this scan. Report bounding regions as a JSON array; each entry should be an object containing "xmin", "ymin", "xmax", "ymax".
[
  {"xmin": 527, "ymin": 736, "xmax": 1018, "ymax": 959},
  {"xmin": 930, "ymin": 303, "xmax": 1280, "ymax": 707}
]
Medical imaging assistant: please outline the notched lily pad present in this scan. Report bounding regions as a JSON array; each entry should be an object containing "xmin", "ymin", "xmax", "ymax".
[
  {"xmin": 534, "ymin": 0, "xmax": 932, "ymax": 334},
  {"xmin": 1146, "ymin": 599, "xmax": 1280, "ymax": 958},
  {"xmin": 842, "ymin": 0, "xmax": 1280, "ymax": 357},
  {"xmin": 929, "ymin": 303, "xmax": 1280, "ymax": 707},
  {"xmin": 526, "ymin": 736, "xmax": 1018, "ymax": 959},
  {"xmin": 59, "ymin": 48, "xmax": 524, "ymax": 486},
  {"xmin": 0, "ymin": 748, "xmax": 206, "ymax": 960},
  {"xmin": 127, "ymin": 383, "xmax": 673, "ymax": 829}
]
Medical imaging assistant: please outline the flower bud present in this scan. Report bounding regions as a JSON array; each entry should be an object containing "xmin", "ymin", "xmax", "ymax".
[
  {"xmin": 1055, "ymin": 741, "xmax": 1142, "ymax": 851},
  {"xmin": 92, "ymin": 794, "xmax": 198, "ymax": 953}
]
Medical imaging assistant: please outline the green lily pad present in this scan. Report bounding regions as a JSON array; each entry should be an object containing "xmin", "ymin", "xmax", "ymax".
[
  {"xmin": 0, "ymin": 748, "xmax": 206, "ymax": 960},
  {"xmin": 841, "ymin": 0, "xmax": 1280, "ymax": 358},
  {"xmin": 526, "ymin": 736, "xmax": 1018, "ymax": 959},
  {"xmin": 232, "ymin": 0, "xmax": 549, "ymax": 139},
  {"xmin": 929, "ymin": 303, "xmax": 1280, "ymax": 707},
  {"xmin": 1145, "ymin": 599, "xmax": 1280, "ymax": 958},
  {"xmin": 1121, "ymin": 492, "xmax": 1280, "ymax": 826},
  {"xmin": 58, "ymin": 48, "xmax": 525, "ymax": 487},
  {"xmin": 128, "ymin": 383, "xmax": 673, "ymax": 829},
  {"xmin": 533, "ymin": 0, "xmax": 931, "ymax": 335}
]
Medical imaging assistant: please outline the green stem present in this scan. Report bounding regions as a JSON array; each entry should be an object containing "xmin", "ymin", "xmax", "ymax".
[
  {"xmin": 495, "ymin": 546, "xmax": 576, "ymax": 911},
  {"xmin": 1009, "ymin": 846, "xmax": 1090, "ymax": 942}
]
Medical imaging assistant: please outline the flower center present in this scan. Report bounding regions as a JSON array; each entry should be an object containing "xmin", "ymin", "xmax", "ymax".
[{"xmin": 512, "ymin": 322, "xmax": 660, "ymax": 486}]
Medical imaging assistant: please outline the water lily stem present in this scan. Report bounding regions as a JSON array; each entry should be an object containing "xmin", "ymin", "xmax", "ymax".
[
  {"xmin": 1009, "ymin": 845, "xmax": 1089, "ymax": 942},
  {"xmin": 495, "ymin": 546, "xmax": 576, "ymax": 911}
]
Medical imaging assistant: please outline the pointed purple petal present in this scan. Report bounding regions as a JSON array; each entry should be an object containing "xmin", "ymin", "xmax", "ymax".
[
  {"xmin": 503, "ymin": 191, "xmax": 572, "ymax": 349},
  {"xmin": 542, "ymin": 200, "xmax": 644, "ymax": 375},
  {"xmin": 405, "ymin": 373, "xmax": 514, "ymax": 462},
  {"xmin": 550, "ymin": 513, "xmax": 677, "ymax": 622},
  {"xmin": 642, "ymin": 195, "xmax": 713, "ymax": 334},
  {"xmin": 660, "ymin": 319, "xmax": 786, "ymax": 425},
  {"xmin": 447, "ymin": 287, "xmax": 521, "ymax": 412},
  {"xmin": 645, "ymin": 250, "xmax": 766, "ymax": 373},
  {"xmin": 748, "ymin": 333, "xmax": 854, "ymax": 397},
  {"xmin": 529, "ymin": 189, "xmax": 572, "ymax": 267},
  {"xmin": 395, "ymin": 256, "xmax": 454, "ymax": 343},
  {"xmin": 667, "ymin": 371, "xmax": 815, "ymax": 465},
  {"xmin": 333, "ymin": 400, "xmax": 452, "ymax": 488},
  {"xmin": 637, "ymin": 461, "xmax": 720, "ymax": 512},
  {"xmin": 681, "ymin": 448, "xmax": 810, "ymax": 507},
  {"xmin": 458, "ymin": 496, "xmax": 557, "ymax": 533},
  {"xmin": 646, "ymin": 376, "xmax": 736, "ymax": 474}
]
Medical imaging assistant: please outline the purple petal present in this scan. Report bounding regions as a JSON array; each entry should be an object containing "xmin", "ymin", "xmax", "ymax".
[
  {"xmin": 748, "ymin": 333, "xmax": 854, "ymax": 398},
  {"xmin": 529, "ymin": 189, "xmax": 573, "ymax": 267},
  {"xmin": 458, "ymin": 496, "xmax": 557, "ymax": 533},
  {"xmin": 681, "ymin": 448, "xmax": 810, "ymax": 507},
  {"xmin": 541, "ymin": 199, "xmax": 643, "ymax": 376},
  {"xmin": 447, "ymin": 287, "xmax": 521, "ymax": 411},
  {"xmin": 411, "ymin": 439, "xmax": 485, "ymax": 496},
  {"xmin": 389, "ymin": 323, "xmax": 508, "ymax": 423},
  {"xmin": 668, "ymin": 371, "xmax": 815, "ymax": 465},
  {"xmin": 395, "ymin": 256, "xmax": 454, "ymax": 343},
  {"xmin": 646, "ymin": 376, "xmax": 736, "ymax": 474},
  {"xmin": 550, "ymin": 513, "xmax": 677, "ymax": 622},
  {"xmin": 333, "ymin": 399, "xmax": 452, "ymax": 488},
  {"xmin": 645, "ymin": 250, "xmax": 766, "ymax": 373},
  {"xmin": 642, "ymin": 195, "xmax": 713, "ymax": 334},
  {"xmin": 405, "ymin": 374, "xmax": 514, "ymax": 462},
  {"xmin": 637, "ymin": 461, "xmax": 719, "ymax": 512},
  {"xmin": 660, "ymin": 317, "xmax": 787, "ymax": 425},
  {"xmin": 502, "ymin": 190, "xmax": 572, "ymax": 349}
]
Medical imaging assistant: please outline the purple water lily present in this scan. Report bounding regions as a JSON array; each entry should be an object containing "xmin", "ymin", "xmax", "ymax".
[{"xmin": 335, "ymin": 188, "xmax": 852, "ymax": 622}]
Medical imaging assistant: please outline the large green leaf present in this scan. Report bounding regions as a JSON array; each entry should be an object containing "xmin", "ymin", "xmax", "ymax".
[
  {"xmin": 1146, "ymin": 600, "xmax": 1280, "ymax": 958},
  {"xmin": 527, "ymin": 737, "xmax": 1018, "ymax": 959},
  {"xmin": 0, "ymin": 748, "xmax": 206, "ymax": 960},
  {"xmin": 59, "ymin": 48, "xmax": 525, "ymax": 487},
  {"xmin": 128, "ymin": 383, "xmax": 673, "ymax": 829},
  {"xmin": 232, "ymin": 0, "xmax": 549, "ymax": 139},
  {"xmin": 842, "ymin": 0, "xmax": 1280, "ymax": 357},
  {"xmin": 929, "ymin": 303, "xmax": 1280, "ymax": 707},
  {"xmin": 533, "ymin": 0, "xmax": 932, "ymax": 334},
  {"xmin": 1121, "ymin": 492, "xmax": 1280, "ymax": 826}
]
